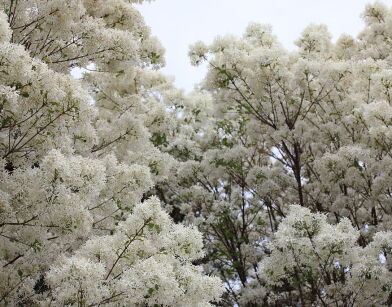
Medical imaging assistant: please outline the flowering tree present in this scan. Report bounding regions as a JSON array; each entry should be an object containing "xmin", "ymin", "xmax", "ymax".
[
  {"xmin": 159, "ymin": 2, "xmax": 392, "ymax": 305},
  {"xmin": 2, "ymin": 0, "xmax": 392, "ymax": 306},
  {"xmin": 0, "ymin": 1, "xmax": 223, "ymax": 305}
]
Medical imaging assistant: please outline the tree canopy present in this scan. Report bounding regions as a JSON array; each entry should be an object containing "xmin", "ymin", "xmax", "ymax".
[{"xmin": 1, "ymin": 1, "xmax": 392, "ymax": 306}]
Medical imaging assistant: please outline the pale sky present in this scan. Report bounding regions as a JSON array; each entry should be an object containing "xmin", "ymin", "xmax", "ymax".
[{"xmin": 136, "ymin": 0, "xmax": 392, "ymax": 92}]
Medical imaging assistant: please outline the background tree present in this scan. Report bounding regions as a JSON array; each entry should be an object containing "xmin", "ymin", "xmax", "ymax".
[{"xmin": 159, "ymin": 2, "xmax": 392, "ymax": 305}]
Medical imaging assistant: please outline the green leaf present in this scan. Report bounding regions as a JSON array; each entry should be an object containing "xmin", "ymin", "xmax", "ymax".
[
  {"xmin": 331, "ymin": 249, "xmax": 343, "ymax": 255},
  {"xmin": 116, "ymin": 70, "xmax": 125, "ymax": 77},
  {"xmin": 222, "ymin": 137, "xmax": 234, "ymax": 148},
  {"xmin": 148, "ymin": 287, "xmax": 155, "ymax": 295}
]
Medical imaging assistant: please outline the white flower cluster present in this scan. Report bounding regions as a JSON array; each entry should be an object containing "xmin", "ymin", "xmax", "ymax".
[
  {"xmin": 164, "ymin": 2, "xmax": 392, "ymax": 305},
  {"xmin": 0, "ymin": 2, "xmax": 224, "ymax": 306},
  {"xmin": 47, "ymin": 198, "xmax": 223, "ymax": 306},
  {"xmin": 258, "ymin": 206, "xmax": 392, "ymax": 305}
]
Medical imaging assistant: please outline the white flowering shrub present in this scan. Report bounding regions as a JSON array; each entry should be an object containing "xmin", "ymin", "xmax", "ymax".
[
  {"xmin": 155, "ymin": 2, "xmax": 392, "ymax": 305},
  {"xmin": 3, "ymin": 0, "xmax": 392, "ymax": 305},
  {"xmin": 0, "ymin": 1, "xmax": 223, "ymax": 306}
]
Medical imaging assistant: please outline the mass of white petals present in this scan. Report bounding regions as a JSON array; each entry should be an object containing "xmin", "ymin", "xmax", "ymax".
[
  {"xmin": 3, "ymin": 0, "xmax": 392, "ymax": 305},
  {"xmin": 258, "ymin": 206, "xmax": 392, "ymax": 305},
  {"xmin": 181, "ymin": 2, "xmax": 392, "ymax": 305},
  {"xmin": 0, "ymin": 1, "xmax": 224, "ymax": 305}
]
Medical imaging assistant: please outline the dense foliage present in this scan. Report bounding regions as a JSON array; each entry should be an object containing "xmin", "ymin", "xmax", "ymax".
[
  {"xmin": 179, "ymin": 2, "xmax": 392, "ymax": 305},
  {"xmin": 0, "ymin": 0, "xmax": 223, "ymax": 305},
  {"xmin": 1, "ymin": 0, "xmax": 392, "ymax": 306}
]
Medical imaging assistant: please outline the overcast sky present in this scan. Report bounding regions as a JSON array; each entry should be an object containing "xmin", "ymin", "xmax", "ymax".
[{"xmin": 136, "ymin": 0, "xmax": 392, "ymax": 92}]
